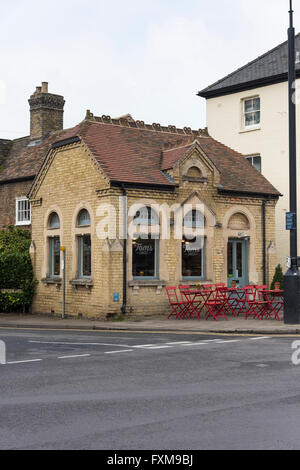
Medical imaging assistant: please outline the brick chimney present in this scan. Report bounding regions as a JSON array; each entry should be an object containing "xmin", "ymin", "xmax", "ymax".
[{"xmin": 28, "ymin": 82, "xmax": 65, "ymax": 140}]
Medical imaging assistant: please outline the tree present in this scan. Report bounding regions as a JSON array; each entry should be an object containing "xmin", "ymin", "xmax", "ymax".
[{"xmin": 271, "ymin": 264, "xmax": 284, "ymax": 290}]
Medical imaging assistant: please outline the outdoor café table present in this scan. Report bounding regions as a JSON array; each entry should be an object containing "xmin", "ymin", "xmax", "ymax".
[
  {"xmin": 259, "ymin": 290, "xmax": 284, "ymax": 321},
  {"xmin": 182, "ymin": 289, "xmax": 213, "ymax": 320}
]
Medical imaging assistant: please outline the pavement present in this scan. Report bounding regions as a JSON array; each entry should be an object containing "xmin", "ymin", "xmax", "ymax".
[{"xmin": 0, "ymin": 312, "xmax": 300, "ymax": 335}]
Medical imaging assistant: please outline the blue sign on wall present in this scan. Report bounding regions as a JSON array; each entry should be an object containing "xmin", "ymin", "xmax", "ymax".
[
  {"xmin": 286, "ymin": 212, "xmax": 296, "ymax": 231},
  {"xmin": 113, "ymin": 293, "xmax": 120, "ymax": 302}
]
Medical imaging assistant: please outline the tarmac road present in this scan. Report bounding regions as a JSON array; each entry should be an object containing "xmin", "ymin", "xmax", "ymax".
[{"xmin": 0, "ymin": 327, "xmax": 299, "ymax": 450}]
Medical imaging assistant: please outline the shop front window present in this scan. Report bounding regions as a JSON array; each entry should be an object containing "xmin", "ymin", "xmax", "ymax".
[{"xmin": 182, "ymin": 236, "xmax": 205, "ymax": 279}]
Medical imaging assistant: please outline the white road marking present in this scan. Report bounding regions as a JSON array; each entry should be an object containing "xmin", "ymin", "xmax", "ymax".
[
  {"xmin": 202, "ymin": 339, "xmax": 223, "ymax": 343},
  {"xmin": 166, "ymin": 341, "xmax": 194, "ymax": 345},
  {"xmin": 29, "ymin": 340, "xmax": 132, "ymax": 348},
  {"xmin": 7, "ymin": 359, "xmax": 42, "ymax": 364},
  {"xmin": 105, "ymin": 350, "xmax": 134, "ymax": 354},
  {"xmin": 181, "ymin": 342, "xmax": 207, "ymax": 347},
  {"xmin": 147, "ymin": 346, "xmax": 171, "ymax": 349},
  {"xmin": 214, "ymin": 340, "xmax": 241, "ymax": 344},
  {"xmin": 57, "ymin": 354, "xmax": 91, "ymax": 359},
  {"xmin": 133, "ymin": 344, "xmax": 157, "ymax": 348},
  {"xmin": 249, "ymin": 337, "xmax": 272, "ymax": 341}
]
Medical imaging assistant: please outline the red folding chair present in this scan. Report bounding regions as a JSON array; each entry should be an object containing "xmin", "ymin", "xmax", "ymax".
[
  {"xmin": 166, "ymin": 287, "xmax": 189, "ymax": 320},
  {"xmin": 205, "ymin": 289, "xmax": 228, "ymax": 322},
  {"xmin": 260, "ymin": 290, "xmax": 284, "ymax": 321},
  {"xmin": 178, "ymin": 285, "xmax": 193, "ymax": 319},
  {"xmin": 246, "ymin": 289, "xmax": 269, "ymax": 319},
  {"xmin": 254, "ymin": 285, "xmax": 267, "ymax": 298},
  {"xmin": 229, "ymin": 287, "xmax": 249, "ymax": 317},
  {"xmin": 215, "ymin": 286, "xmax": 236, "ymax": 317},
  {"xmin": 242, "ymin": 286, "xmax": 257, "ymax": 319},
  {"xmin": 215, "ymin": 283, "xmax": 225, "ymax": 289}
]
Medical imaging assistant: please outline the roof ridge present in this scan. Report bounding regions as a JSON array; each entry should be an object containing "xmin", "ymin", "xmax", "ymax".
[
  {"xmin": 163, "ymin": 142, "xmax": 194, "ymax": 153},
  {"xmin": 199, "ymin": 33, "xmax": 300, "ymax": 94},
  {"xmin": 84, "ymin": 110, "xmax": 210, "ymax": 138}
]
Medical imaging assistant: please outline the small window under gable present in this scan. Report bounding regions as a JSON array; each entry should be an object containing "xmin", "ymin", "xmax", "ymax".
[
  {"xmin": 16, "ymin": 198, "xmax": 31, "ymax": 226},
  {"xmin": 187, "ymin": 166, "xmax": 202, "ymax": 178}
]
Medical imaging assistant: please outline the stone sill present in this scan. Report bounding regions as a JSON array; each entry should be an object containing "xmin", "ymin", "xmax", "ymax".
[
  {"xmin": 128, "ymin": 280, "xmax": 166, "ymax": 288},
  {"xmin": 179, "ymin": 280, "xmax": 213, "ymax": 286},
  {"xmin": 182, "ymin": 176, "xmax": 208, "ymax": 183},
  {"xmin": 70, "ymin": 279, "xmax": 93, "ymax": 290},
  {"xmin": 239, "ymin": 126, "xmax": 261, "ymax": 134},
  {"xmin": 41, "ymin": 277, "xmax": 62, "ymax": 288},
  {"xmin": 128, "ymin": 280, "xmax": 166, "ymax": 295}
]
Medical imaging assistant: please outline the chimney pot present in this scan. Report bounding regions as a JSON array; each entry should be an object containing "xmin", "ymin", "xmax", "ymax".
[{"xmin": 41, "ymin": 82, "xmax": 48, "ymax": 93}]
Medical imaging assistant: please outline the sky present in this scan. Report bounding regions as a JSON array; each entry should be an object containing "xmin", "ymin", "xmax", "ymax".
[{"xmin": 1, "ymin": 0, "xmax": 299, "ymax": 139}]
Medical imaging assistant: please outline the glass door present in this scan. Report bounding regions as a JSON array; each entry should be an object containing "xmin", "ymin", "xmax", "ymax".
[{"xmin": 227, "ymin": 239, "xmax": 249, "ymax": 287}]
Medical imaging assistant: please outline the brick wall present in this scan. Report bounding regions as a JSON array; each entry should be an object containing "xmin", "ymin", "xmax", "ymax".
[{"xmin": 0, "ymin": 180, "xmax": 33, "ymax": 229}]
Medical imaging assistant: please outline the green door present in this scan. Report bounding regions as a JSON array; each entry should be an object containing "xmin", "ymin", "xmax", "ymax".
[{"xmin": 227, "ymin": 239, "xmax": 249, "ymax": 287}]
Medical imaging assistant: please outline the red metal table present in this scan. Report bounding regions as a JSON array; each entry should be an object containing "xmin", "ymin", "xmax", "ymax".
[{"xmin": 182, "ymin": 289, "xmax": 213, "ymax": 320}]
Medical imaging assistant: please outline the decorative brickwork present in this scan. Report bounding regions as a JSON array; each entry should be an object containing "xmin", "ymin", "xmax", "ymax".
[{"xmin": 28, "ymin": 83, "xmax": 65, "ymax": 141}]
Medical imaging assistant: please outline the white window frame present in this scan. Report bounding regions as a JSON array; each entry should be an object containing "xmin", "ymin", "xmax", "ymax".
[
  {"xmin": 242, "ymin": 96, "xmax": 261, "ymax": 130},
  {"xmin": 15, "ymin": 198, "xmax": 31, "ymax": 226},
  {"xmin": 246, "ymin": 154, "xmax": 262, "ymax": 173}
]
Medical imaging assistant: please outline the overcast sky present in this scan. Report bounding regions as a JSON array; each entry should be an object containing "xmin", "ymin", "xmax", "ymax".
[{"xmin": 1, "ymin": 0, "xmax": 299, "ymax": 139}]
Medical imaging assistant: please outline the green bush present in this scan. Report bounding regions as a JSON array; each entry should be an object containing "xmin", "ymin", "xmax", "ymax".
[
  {"xmin": 0, "ymin": 225, "xmax": 31, "ymax": 254},
  {"xmin": 0, "ymin": 227, "xmax": 35, "ymax": 313},
  {"xmin": 271, "ymin": 264, "xmax": 284, "ymax": 290}
]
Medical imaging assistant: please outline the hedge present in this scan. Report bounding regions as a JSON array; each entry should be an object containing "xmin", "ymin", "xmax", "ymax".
[{"xmin": 0, "ymin": 227, "xmax": 35, "ymax": 313}]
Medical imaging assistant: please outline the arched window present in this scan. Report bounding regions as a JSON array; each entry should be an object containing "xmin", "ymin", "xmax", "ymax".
[
  {"xmin": 77, "ymin": 208, "xmax": 91, "ymax": 227},
  {"xmin": 48, "ymin": 212, "xmax": 60, "ymax": 229},
  {"xmin": 76, "ymin": 209, "xmax": 91, "ymax": 278},
  {"xmin": 182, "ymin": 210, "xmax": 205, "ymax": 279},
  {"xmin": 47, "ymin": 212, "xmax": 60, "ymax": 278},
  {"xmin": 133, "ymin": 206, "xmax": 159, "ymax": 225},
  {"xmin": 132, "ymin": 206, "xmax": 159, "ymax": 279},
  {"xmin": 183, "ymin": 210, "xmax": 205, "ymax": 229}
]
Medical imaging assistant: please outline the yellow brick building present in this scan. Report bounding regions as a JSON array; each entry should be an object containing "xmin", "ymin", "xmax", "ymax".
[{"xmin": 29, "ymin": 113, "xmax": 280, "ymax": 318}]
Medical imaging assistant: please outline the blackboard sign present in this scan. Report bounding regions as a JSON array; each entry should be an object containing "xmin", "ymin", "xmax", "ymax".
[{"xmin": 286, "ymin": 212, "xmax": 296, "ymax": 230}]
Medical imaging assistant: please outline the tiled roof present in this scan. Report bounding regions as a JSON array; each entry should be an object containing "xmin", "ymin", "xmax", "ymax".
[
  {"xmin": 0, "ymin": 113, "xmax": 280, "ymax": 196},
  {"xmin": 57, "ymin": 115, "xmax": 280, "ymax": 196},
  {"xmin": 198, "ymin": 33, "xmax": 300, "ymax": 97},
  {"xmin": 0, "ymin": 131, "xmax": 67, "ymax": 183}
]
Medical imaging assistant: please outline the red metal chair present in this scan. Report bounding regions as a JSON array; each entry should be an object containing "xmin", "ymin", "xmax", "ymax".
[
  {"xmin": 215, "ymin": 283, "xmax": 225, "ymax": 289},
  {"xmin": 260, "ymin": 290, "xmax": 284, "ymax": 321},
  {"xmin": 215, "ymin": 286, "xmax": 236, "ymax": 317},
  {"xmin": 166, "ymin": 287, "xmax": 189, "ymax": 320},
  {"xmin": 242, "ymin": 286, "xmax": 257, "ymax": 319},
  {"xmin": 254, "ymin": 285, "xmax": 267, "ymax": 298},
  {"xmin": 178, "ymin": 285, "xmax": 192, "ymax": 319},
  {"xmin": 246, "ymin": 289, "xmax": 269, "ymax": 319},
  {"xmin": 205, "ymin": 289, "xmax": 228, "ymax": 322}
]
